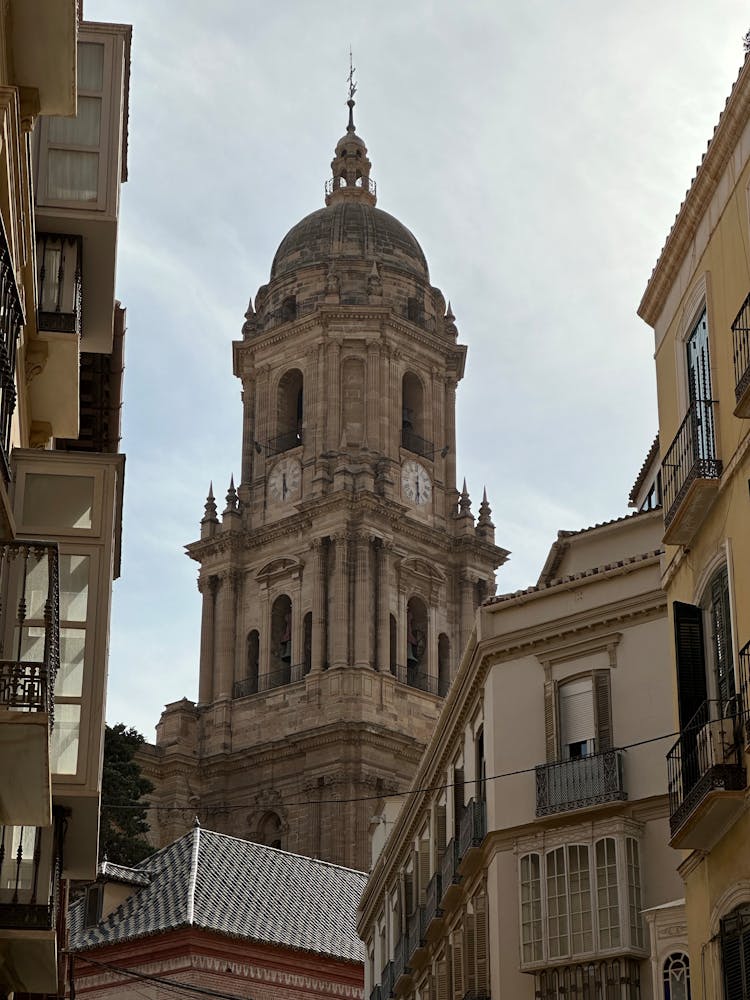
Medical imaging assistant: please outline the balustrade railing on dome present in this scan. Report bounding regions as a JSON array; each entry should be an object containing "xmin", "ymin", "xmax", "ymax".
[{"xmin": 325, "ymin": 176, "xmax": 377, "ymax": 198}]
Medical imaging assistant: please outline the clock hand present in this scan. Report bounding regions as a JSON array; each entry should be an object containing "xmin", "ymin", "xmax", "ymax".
[
  {"xmin": 415, "ymin": 476, "xmax": 420, "ymax": 503},
  {"xmin": 282, "ymin": 473, "xmax": 287, "ymax": 500}
]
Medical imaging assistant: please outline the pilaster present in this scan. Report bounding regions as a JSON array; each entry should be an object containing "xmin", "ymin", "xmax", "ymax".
[
  {"xmin": 310, "ymin": 537, "xmax": 326, "ymax": 671},
  {"xmin": 354, "ymin": 533, "xmax": 372, "ymax": 667},
  {"xmin": 197, "ymin": 575, "xmax": 218, "ymax": 704},
  {"xmin": 331, "ymin": 532, "xmax": 350, "ymax": 667}
]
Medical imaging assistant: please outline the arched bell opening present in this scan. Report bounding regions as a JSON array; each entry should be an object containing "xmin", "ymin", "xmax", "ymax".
[
  {"xmin": 245, "ymin": 629, "xmax": 259, "ymax": 696},
  {"xmin": 270, "ymin": 594, "xmax": 292, "ymax": 687},
  {"xmin": 406, "ymin": 596, "xmax": 428, "ymax": 689},
  {"xmin": 276, "ymin": 368, "xmax": 303, "ymax": 453},
  {"xmin": 438, "ymin": 633, "xmax": 451, "ymax": 697},
  {"xmin": 303, "ymin": 611, "xmax": 312, "ymax": 674},
  {"xmin": 402, "ymin": 371, "xmax": 427, "ymax": 455}
]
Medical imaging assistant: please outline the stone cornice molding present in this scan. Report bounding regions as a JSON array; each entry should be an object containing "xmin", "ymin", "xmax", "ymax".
[{"xmin": 639, "ymin": 57, "xmax": 750, "ymax": 326}]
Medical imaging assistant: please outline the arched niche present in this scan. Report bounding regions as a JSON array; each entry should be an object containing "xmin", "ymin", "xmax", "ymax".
[
  {"xmin": 406, "ymin": 595, "xmax": 428, "ymax": 687},
  {"xmin": 270, "ymin": 594, "xmax": 292, "ymax": 686},
  {"xmin": 276, "ymin": 368, "xmax": 303, "ymax": 452},
  {"xmin": 438, "ymin": 633, "xmax": 451, "ymax": 697}
]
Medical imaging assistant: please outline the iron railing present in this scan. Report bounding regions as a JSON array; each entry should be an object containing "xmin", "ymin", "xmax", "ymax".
[
  {"xmin": 36, "ymin": 233, "xmax": 82, "ymax": 336},
  {"xmin": 325, "ymin": 176, "xmax": 377, "ymax": 198},
  {"xmin": 535, "ymin": 749, "xmax": 626, "ymax": 817},
  {"xmin": 0, "ymin": 814, "xmax": 63, "ymax": 930},
  {"xmin": 732, "ymin": 292, "xmax": 750, "ymax": 407},
  {"xmin": 666, "ymin": 696, "xmax": 746, "ymax": 836},
  {"xmin": 0, "ymin": 210, "xmax": 24, "ymax": 484},
  {"xmin": 458, "ymin": 798, "xmax": 486, "ymax": 861},
  {"xmin": 401, "ymin": 429, "xmax": 434, "ymax": 459},
  {"xmin": 425, "ymin": 870, "xmax": 443, "ymax": 925},
  {"xmin": 393, "ymin": 934, "xmax": 410, "ymax": 982},
  {"xmin": 440, "ymin": 837, "xmax": 460, "ymax": 894},
  {"xmin": 266, "ymin": 429, "xmax": 303, "ymax": 455},
  {"xmin": 370, "ymin": 988, "xmax": 382, "ymax": 1000},
  {"xmin": 380, "ymin": 961, "xmax": 394, "ymax": 999},
  {"xmin": 393, "ymin": 663, "xmax": 438, "ymax": 695},
  {"xmin": 232, "ymin": 662, "xmax": 306, "ymax": 698},
  {"xmin": 407, "ymin": 905, "xmax": 425, "ymax": 960},
  {"xmin": 0, "ymin": 541, "xmax": 60, "ymax": 727},
  {"xmin": 662, "ymin": 398, "xmax": 722, "ymax": 529},
  {"xmin": 741, "ymin": 641, "xmax": 750, "ymax": 745}
]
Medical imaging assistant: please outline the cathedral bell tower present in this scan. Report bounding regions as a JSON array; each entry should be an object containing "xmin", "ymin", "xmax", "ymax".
[{"xmin": 144, "ymin": 94, "xmax": 508, "ymax": 870}]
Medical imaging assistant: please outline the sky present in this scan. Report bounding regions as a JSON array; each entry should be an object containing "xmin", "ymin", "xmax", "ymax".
[{"xmin": 84, "ymin": 0, "xmax": 750, "ymax": 738}]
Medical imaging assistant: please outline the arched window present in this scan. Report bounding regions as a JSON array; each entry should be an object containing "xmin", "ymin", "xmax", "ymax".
[
  {"xmin": 663, "ymin": 952, "xmax": 691, "ymax": 1000},
  {"xmin": 438, "ymin": 633, "xmax": 451, "ymax": 696},
  {"xmin": 406, "ymin": 595, "xmax": 428, "ymax": 689},
  {"xmin": 245, "ymin": 629, "xmax": 259, "ymax": 695},
  {"xmin": 257, "ymin": 811, "xmax": 283, "ymax": 850},
  {"xmin": 303, "ymin": 612, "xmax": 312, "ymax": 674},
  {"xmin": 401, "ymin": 372, "xmax": 427, "ymax": 455},
  {"xmin": 276, "ymin": 369, "xmax": 303, "ymax": 453},
  {"xmin": 270, "ymin": 594, "xmax": 292, "ymax": 687}
]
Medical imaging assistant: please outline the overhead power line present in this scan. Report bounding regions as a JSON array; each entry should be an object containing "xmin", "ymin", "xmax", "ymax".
[{"xmin": 69, "ymin": 953, "xmax": 256, "ymax": 1000}]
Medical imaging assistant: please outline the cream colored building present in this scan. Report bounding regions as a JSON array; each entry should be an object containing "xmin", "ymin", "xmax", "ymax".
[
  {"xmin": 638, "ymin": 48, "xmax": 750, "ymax": 1000},
  {"xmin": 0, "ymin": 5, "xmax": 130, "ymax": 995},
  {"xmin": 358, "ymin": 506, "xmax": 687, "ymax": 1000},
  {"xmin": 142, "ymin": 99, "xmax": 507, "ymax": 871}
]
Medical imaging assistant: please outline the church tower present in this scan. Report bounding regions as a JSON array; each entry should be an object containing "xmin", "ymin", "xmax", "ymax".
[{"xmin": 143, "ymin": 94, "xmax": 508, "ymax": 870}]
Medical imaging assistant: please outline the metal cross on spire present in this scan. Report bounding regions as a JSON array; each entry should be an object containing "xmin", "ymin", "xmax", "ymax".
[{"xmin": 346, "ymin": 47, "xmax": 357, "ymax": 133}]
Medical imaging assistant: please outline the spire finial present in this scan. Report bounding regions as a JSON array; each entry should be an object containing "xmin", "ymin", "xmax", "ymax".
[
  {"xmin": 347, "ymin": 48, "xmax": 357, "ymax": 133},
  {"xmin": 459, "ymin": 479, "xmax": 472, "ymax": 516},
  {"xmin": 202, "ymin": 482, "xmax": 218, "ymax": 524},
  {"xmin": 224, "ymin": 475, "xmax": 238, "ymax": 514}
]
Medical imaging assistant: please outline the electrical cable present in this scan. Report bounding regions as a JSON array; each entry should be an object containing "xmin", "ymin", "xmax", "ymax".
[{"xmin": 68, "ymin": 952, "xmax": 256, "ymax": 1000}]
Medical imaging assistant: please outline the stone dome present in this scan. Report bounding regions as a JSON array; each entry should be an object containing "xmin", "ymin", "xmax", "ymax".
[{"xmin": 270, "ymin": 201, "xmax": 430, "ymax": 283}]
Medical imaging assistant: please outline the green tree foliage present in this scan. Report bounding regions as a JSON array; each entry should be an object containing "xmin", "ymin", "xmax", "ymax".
[{"xmin": 99, "ymin": 723, "xmax": 155, "ymax": 866}]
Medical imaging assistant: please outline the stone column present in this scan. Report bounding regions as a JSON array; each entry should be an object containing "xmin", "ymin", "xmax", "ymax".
[
  {"xmin": 293, "ymin": 569, "xmax": 304, "ymax": 679},
  {"xmin": 327, "ymin": 340, "xmax": 341, "ymax": 451},
  {"xmin": 254, "ymin": 365, "xmax": 271, "ymax": 483},
  {"xmin": 315, "ymin": 340, "xmax": 325, "ymax": 456},
  {"xmin": 354, "ymin": 533, "xmax": 372, "ymax": 668},
  {"xmin": 397, "ymin": 586, "xmax": 407, "ymax": 678},
  {"xmin": 239, "ymin": 374, "xmax": 255, "ymax": 504},
  {"xmin": 215, "ymin": 570, "xmax": 239, "ymax": 699},
  {"xmin": 390, "ymin": 350, "xmax": 401, "ymax": 458},
  {"xmin": 444, "ymin": 377, "xmax": 457, "ymax": 496},
  {"xmin": 377, "ymin": 542, "xmax": 391, "ymax": 672},
  {"xmin": 197, "ymin": 575, "xmax": 218, "ymax": 704},
  {"xmin": 331, "ymin": 532, "xmax": 350, "ymax": 667},
  {"xmin": 310, "ymin": 538, "xmax": 326, "ymax": 672},
  {"xmin": 427, "ymin": 605, "xmax": 438, "ymax": 689},
  {"xmin": 366, "ymin": 340, "xmax": 380, "ymax": 451}
]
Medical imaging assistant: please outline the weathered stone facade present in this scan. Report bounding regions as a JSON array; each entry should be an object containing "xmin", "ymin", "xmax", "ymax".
[{"xmin": 141, "ymin": 101, "xmax": 507, "ymax": 870}]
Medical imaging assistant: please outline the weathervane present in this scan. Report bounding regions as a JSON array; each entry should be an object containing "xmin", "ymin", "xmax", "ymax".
[{"xmin": 346, "ymin": 47, "xmax": 357, "ymax": 133}]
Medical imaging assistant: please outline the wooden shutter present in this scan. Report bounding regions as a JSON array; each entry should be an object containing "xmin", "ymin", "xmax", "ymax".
[
  {"xmin": 466, "ymin": 909, "xmax": 477, "ymax": 995},
  {"xmin": 453, "ymin": 768, "xmax": 464, "ymax": 836},
  {"xmin": 421, "ymin": 977, "xmax": 432, "ymax": 1000},
  {"xmin": 544, "ymin": 680, "xmax": 557, "ymax": 762},
  {"xmin": 436, "ymin": 957, "xmax": 449, "ymax": 1000},
  {"xmin": 451, "ymin": 931, "xmax": 464, "ymax": 1000},
  {"xmin": 721, "ymin": 905, "xmax": 750, "ymax": 999},
  {"xmin": 593, "ymin": 671, "xmax": 612, "ymax": 751},
  {"xmin": 419, "ymin": 839, "xmax": 430, "ymax": 904},
  {"xmin": 474, "ymin": 894, "xmax": 488, "ymax": 993},
  {"xmin": 405, "ymin": 868, "xmax": 414, "ymax": 918},
  {"xmin": 436, "ymin": 804, "xmax": 447, "ymax": 859},
  {"xmin": 674, "ymin": 602, "xmax": 708, "ymax": 729}
]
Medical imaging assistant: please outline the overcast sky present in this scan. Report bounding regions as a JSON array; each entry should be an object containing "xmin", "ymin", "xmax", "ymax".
[{"xmin": 85, "ymin": 0, "xmax": 750, "ymax": 738}]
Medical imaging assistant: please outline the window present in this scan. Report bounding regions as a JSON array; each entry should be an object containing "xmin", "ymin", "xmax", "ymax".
[
  {"xmin": 545, "ymin": 672, "xmax": 612, "ymax": 763},
  {"xmin": 519, "ymin": 835, "xmax": 643, "ymax": 967},
  {"xmin": 686, "ymin": 309, "xmax": 717, "ymax": 462},
  {"xmin": 663, "ymin": 952, "xmax": 691, "ymax": 1000},
  {"xmin": 721, "ymin": 903, "xmax": 750, "ymax": 999}
]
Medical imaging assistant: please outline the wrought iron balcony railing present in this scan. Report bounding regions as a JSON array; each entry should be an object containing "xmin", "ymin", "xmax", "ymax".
[
  {"xmin": 393, "ymin": 664, "xmax": 439, "ymax": 695},
  {"xmin": 458, "ymin": 798, "xmax": 486, "ymax": 861},
  {"xmin": 662, "ymin": 398, "xmax": 722, "ymax": 530},
  {"xmin": 232, "ymin": 662, "xmax": 306, "ymax": 698},
  {"xmin": 36, "ymin": 233, "xmax": 82, "ymax": 336},
  {"xmin": 370, "ymin": 988, "xmax": 382, "ymax": 1000},
  {"xmin": 393, "ymin": 934, "xmax": 410, "ymax": 982},
  {"xmin": 266, "ymin": 429, "xmax": 303, "ymax": 455},
  {"xmin": 0, "ymin": 542, "xmax": 60, "ymax": 726},
  {"xmin": 401, "ymin": 429, "xmax": 434, "ymax": 459},
  {"xmin": 0, "ymin": 815, "xmax": 63, "ymax": 931},
  {"xmin": 667, "ymin": 696, "xmax": 746, "ymax": 837},
  {"xmin": 407, "ymin": 905, "xmax": 425, "ymax": 960},
  {"xmin": 732, "ymin": 291, "xmax": 750, "ymax": 413},
  {"xmin": 535, "ymin": 749, "xmax": 627, "ymax": 817},
  {"xmin": 0, "ymin": 211, "xmax": 23, "ymax": 484},
  {"xmin": 425, "ymin": 869, "xmax": 443, "ymax": 925},
  {"xmin": 440, "ymin": 837, "xmax": 460, "ymax": 894}
]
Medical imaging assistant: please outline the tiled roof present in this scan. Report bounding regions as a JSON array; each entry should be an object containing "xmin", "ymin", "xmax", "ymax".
[
  {"xmin": 98, "ymin": 861, "xmax": 151, "ymax": 887},
  {"xmin": 69, "ymin": 828, "xmax": 367, "ymax": 963},
  {"xmin": 628, "ymin": 434, "xmax": 659, "ymax": 506}
]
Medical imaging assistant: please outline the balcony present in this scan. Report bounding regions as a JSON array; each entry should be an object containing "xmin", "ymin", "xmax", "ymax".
[
  {"xmin": 393, "ymin": 664, "xmax": 439, "ymax": 695},
  {"xmin": 662, "ymin": 399, "xmax": 722, "ymax": 545},
  {"xmin": 0, "ymin": 541, "xmax": 60, "ymax": 827},
  {"xmin": 393, "ymin": 934, "xmax": 411, "ymax": 990},
  {"xmin": 458, "ymin": 798, "xmax": 486, "ymax": 870},
  {"xmin": 732, "ymin": 292, "xmax": 750, "ymax": 416},
  {"xmin": 401, "ymin": 429, "xmax": 434, "ymax": 460},
  {"xmin": 535, "ymin": 749, "xmax": 626, "ymax": 817},
  {"xmin": 667, "ymin": 697, "xmax": 746, "ymax": 849},
  {"xmin": 0, "ymin": 211, "xmax": 24, "ymax": 486},
  {"xmin": 407, "ymin": 905, "xmax": 426, "ymax": 962},
  {"xmin": 440, "ymin": 838, "xmax": 462, "ymax": 908},
  {"xmin": 425, "ymin": 870, "xmax": 444, "ymax": 929},
  {"xmin": 380, "ymin": 961, "xmax": 394, "ymax": 999},
  {"xmin": 370, "ymin": 988, "xmax": 382, "ymax": 1000},
  {"xmin": 0, "ymin": 816, "xmax": 63, "ymax": 994},
  {"xmin": 232, "ymin": 662, "xmax": 306, "ymax": 698},
  {"xmin": 266, "ymin": 429, "xmax": 303, "ymax": 455},
  {"xmin": 36, "ymin": 234, "xmax": 82, "ymax": 336}
]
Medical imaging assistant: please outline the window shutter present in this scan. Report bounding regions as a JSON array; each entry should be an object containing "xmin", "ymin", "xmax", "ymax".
[
  {"xmin": 421, "ymin": 977, "xmax": 432, "ymax": 1000},
  {"xmin": 593, "ymin": 671, "xmax": 612, "ymax": 751},
  {"xmin": 451, "ymin": 931, "xmax": 465, "ymax": 1000},
  {"xmin": 721, "ymin": 904, "xmax": 750, "ymax": 1000},
  {"xmin": 466, "ymin": 909, "xmax": 477, "ymax": 994},
  {"xmin": 419, "ymin": 840, "xmax": 430, "ymax": 904},
  {"xmin": 560, "ymin": 677, "xmax": 595, "ymax": 746},
  {"xmin": 544, "ymin": 680, "xmax": 557, "ymax": 762},
  {"xmin": 453, "ymin": 768, "xmax": 464, "ymax": 836},
  {"xmin": 436, "ymin": 957, "xmax": 449, "ymax": 1000},
  {"xmin": 436, "ymin": 804, "xmax": 447, "ymax": 859},
  {"xmin": 474, "ymin": 894, "xmax": 489, "ymax": 993},
  {"xmin": 674, "ymin": 602, "xmax": 708, "ymax": 729}
]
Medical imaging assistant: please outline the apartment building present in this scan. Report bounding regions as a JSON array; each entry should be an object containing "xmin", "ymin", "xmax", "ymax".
[
  {"xmin": 0, "ymin": 5, "xmax": 130, "ymax": 995},
  {"xmin": 359, "ymin": 507, "xmax": 685, "ymax": 999},
  {"xmin": 638, "ymin": 48, "xmax": 750, "ymax": 1000}
]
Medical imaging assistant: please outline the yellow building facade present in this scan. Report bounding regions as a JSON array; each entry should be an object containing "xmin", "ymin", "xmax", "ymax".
[{"xmin": 639, "ymin": 52, "xmax": 750, "ymax": 1000}]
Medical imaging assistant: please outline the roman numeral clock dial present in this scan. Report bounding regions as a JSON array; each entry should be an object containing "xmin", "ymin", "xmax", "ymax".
[{"xmin": 401, "ymin": 459, "xmax": 432, "ymax": 506}]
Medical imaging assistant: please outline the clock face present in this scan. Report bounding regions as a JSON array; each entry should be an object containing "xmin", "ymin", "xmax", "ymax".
[
  {"xmin": 268, "ymin": 457, "xmax": 301, "ymax": 504},
  {"xmin": 401, "ymin": 460, "xmax": 432, "ymax": 506}
]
